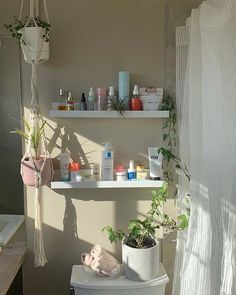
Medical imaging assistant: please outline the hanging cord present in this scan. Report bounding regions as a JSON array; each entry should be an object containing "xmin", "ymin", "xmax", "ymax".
[
  {"xmin": 19, "ymin": 0, "xmax": 51, "ymax": 267},
  {"xmin": 19, "ymin": 0, "xmax": 24, "ymax": 20}
]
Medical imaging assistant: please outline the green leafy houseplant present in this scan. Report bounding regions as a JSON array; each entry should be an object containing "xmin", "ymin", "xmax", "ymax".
[
  {"xmin": 11, "ymin": 119, "xmax": 53, "ymax": 187},
  {"xmin": 105, "ymin": 98, "xmax": 127, "ymax": 118},
  {"xmin": 103, "ymin": 183, "xmax": 188, "ymax": 249},
  {"xmin": 11, "ymin": 118, "xmax": 46, "ymax": 159},
  {"xmin": 103, "ymin": 182, "xmax": 189, "ymax": 281},
  {"xmin": 4, "ymin": 16, "xmax": 50, "ymax": 44}
]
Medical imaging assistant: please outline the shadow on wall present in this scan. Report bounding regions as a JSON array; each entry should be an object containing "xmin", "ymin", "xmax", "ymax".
[
  {"xmin": 46, "ymin": 122, "xmax": 91, "ymax": 168},
  {"xmin": 24, "ymin": 212, "xmax": 90, "ymax": 295}
]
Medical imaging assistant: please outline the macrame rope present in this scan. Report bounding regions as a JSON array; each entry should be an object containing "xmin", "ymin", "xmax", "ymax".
[{"xmin": 19, "ymin": 0, "xmax": 51, "ymax": 268}]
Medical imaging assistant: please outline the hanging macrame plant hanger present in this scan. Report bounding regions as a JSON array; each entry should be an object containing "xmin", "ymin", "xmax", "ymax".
[{"xmin": 19, "ymin": 0, "xmax": 52, "ymax": 267}]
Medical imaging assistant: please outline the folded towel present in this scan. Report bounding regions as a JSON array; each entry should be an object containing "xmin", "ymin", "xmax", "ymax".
[{"xmin": 81, "ymin": 244, "xmax": 121, "ymax": 276}]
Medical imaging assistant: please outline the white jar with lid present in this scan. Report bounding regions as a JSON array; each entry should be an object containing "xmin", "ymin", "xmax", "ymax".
[{"xmin": 115, "ymin": 165, "xmax": 127, "ymax": 181}]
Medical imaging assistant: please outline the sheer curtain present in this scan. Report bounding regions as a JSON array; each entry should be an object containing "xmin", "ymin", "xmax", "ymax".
[{"xmin": 173, "ymin": 1, "xmax": 236, "ymax": 294}]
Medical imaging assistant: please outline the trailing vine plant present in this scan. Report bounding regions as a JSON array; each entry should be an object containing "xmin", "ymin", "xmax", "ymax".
[
  {"xmin": 159, "ymin": 94, "xmax": 191, "ymax": 228},
  {"xmin": 160, "ymin": 95, "xmax": 178, "ymax": 184}
]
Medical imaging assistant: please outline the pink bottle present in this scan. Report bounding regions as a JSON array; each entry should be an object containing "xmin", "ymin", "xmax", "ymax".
[{"xmin": 96, "ymin": 88, "xmax": 107, "ymax": 110}]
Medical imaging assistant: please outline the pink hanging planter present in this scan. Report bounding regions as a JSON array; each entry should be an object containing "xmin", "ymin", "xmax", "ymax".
[{"xmin": 21, "ymin": 157, "xmax": 53, "ymax": 187}]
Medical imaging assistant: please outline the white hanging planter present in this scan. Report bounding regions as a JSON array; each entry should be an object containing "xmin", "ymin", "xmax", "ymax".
[
  {"xmin": 122, "ymin": 238, "xmax": 160, "ymax": 281},
  {"xmin": 19, "ymin": 27, "xmax": 49, "ymax": 62}
]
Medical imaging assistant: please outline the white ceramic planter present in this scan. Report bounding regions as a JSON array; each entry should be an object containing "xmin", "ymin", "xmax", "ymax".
[
  {"xmin": 19, "ymin": 27, "xmax": 49, "ymax": 62},
  {"xmin": 122, "ymin": 239, "xmax": 160, "ymax": 281}
]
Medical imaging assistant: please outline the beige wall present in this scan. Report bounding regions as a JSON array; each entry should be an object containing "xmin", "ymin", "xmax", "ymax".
[
  {"xmin": 0, "ymin": 1, "xmax": 23, "ymax": 214},
  {"xmin": 0, "ymin": 1, "xmax": 201, "ymax": 294}
]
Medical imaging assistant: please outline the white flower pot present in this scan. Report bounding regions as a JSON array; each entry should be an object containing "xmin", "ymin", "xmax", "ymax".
[
  {"xmin": 122, "ymin": 239, "xmax": 160, "ymax": 281},
  {"xmin": 19, "ymin": 27, "xmax": 49, "ymax": 62}
]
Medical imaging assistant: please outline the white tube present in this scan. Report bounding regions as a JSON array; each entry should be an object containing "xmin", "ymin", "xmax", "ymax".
[{"xmin": 148, "ymin": 147, "xmax": 163, "ymax": 180}]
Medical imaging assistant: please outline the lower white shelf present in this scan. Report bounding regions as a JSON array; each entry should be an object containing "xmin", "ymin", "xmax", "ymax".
[{"xmin": 51, "ymin": 180, "xmax": 164, "ymax": 189}]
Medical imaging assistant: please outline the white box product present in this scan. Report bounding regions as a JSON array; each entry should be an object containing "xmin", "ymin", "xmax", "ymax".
[{"xmin": 139, "ymin": 88, "xmax": 163, "ymax": 111}]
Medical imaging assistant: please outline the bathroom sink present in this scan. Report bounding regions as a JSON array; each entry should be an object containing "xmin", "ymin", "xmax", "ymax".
[{"xmin": 0, "ymin": 215, "xmax": 24, "ymax": 246}]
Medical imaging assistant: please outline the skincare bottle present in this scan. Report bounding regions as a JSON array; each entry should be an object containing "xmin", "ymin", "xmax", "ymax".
[
  {"xmin": 80, "ymin": 92, "xmax": 87, "ymax": 110},
  {"xmin": 59, "ymin": 151, "xmax": 71, "ymax": 181},
  {"xmin": 148, "ymin": 147, "xmax": 163, "ymax": 180},
  {"xmin": 66, "ymin": 92, "xmax": 74, "ymax": 111},
  {"xmin": 119, "ymin": 71, "xmax": 130, "ymax": 109},
  {"xmin": 131, "ymin": 85, "xmax": 142, "ymax": 111},
  {"xmin": 87, "ymin": 87, "xmax": 95, "ymax": 110},
  {"xmin": 127, "ymin": 160, "xmax": 136, "ymax": 180},
  {"xmin": 101, "ymin": 142, "xmax": 114, "ymax": 181},
  {"xmin": 57, "ymin": 89, "xmax": 67, "ymax": 110},
  {"xmin": 106, "ymin": 86, "xmax": 116, "ymax": 109},
  {"xmin": 96, "ymin": 87, "xmax": 106, "ymax": 110}
]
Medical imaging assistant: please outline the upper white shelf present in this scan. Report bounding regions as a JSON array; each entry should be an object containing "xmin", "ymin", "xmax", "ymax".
[
  {"xmin": 49, "ymin": 110, "xmax": 169, "ymax": 118},
  {"xmin": 51, "ymin": 180, "xmax": 164, "ymax": 189}
]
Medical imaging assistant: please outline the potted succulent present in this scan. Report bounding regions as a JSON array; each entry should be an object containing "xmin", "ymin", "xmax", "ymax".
[
  {"xmin": 4, "ymin": 16, "xmax": 50, "ymax": 62},
  {"xmin": 103, "ymin": 183, "xmax": 189, "ymax": 281},
  {"xmin": 11, "ymin": 119, "xmax": 53, "ymax": 187}
]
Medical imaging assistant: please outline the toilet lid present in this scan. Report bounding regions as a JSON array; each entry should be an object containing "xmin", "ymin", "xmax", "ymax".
[{"xmin": 70, "ymin": 263, "xmax": 169, "ymax": 290}]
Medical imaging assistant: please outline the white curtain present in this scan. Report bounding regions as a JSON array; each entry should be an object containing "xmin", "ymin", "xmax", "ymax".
[{"xmin": 173, "ymin": 1, "xmax": 236, "ymax": 294}]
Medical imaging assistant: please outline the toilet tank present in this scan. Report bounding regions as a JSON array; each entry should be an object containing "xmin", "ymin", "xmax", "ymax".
[{"xmin": 70, "ymin": 263, "xmax": 169, "ymax": 295}]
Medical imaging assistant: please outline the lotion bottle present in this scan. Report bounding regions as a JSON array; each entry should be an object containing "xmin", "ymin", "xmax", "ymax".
[{"xmin": 101, "ymin": 142, "xmax": 114, "ymax": 181}]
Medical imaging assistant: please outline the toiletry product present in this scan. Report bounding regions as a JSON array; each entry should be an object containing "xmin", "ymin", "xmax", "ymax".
[
  {"xmin": 80, "ymin": 92, "xmax": 87, "ymax": 110},
  {"xmin": 139, "ymin": 88, "xmax": 163, "ymax": 111},
  {"xmin": 101, "ymin": 142, "xmax": 114, "ymax": 181},
  {"xmin": 148, "ymin": 147, "xmax": 163, "ymax": 180},
  {"xmin": 119, "ymin": 71, "xmax": 130, "ymax": 109},
  {"xmin": 87, "ymin": 87, "xmax": 96, "ymax": 110},
  {"xmin": 115, "ymin": 165, "xmax": 127, "ymax": 181},
  {"xmin": 131, "ymin": 85, "xmax": 142, "ymax": 111},
  {"xmin": 70, "ymin": 162, "xmax": 82, "ymax": 182},
  {"xmin": 106, "ymin": 86, "xmax": 116, "ymax": 109},
  {"xmin": 96, "ymin": 88, "xmax": 106, "ymax": 110},
  {"xmin": 60, "ymin": 151, "xmax": 70, "ymax": 181},
  {"xmin": 127, "ymin": 160, "xmax": 136, "ymax": 180},
  {"xmin": 66, "ymin": 92, "xmax": 74, "ymax": 111},
  {"xmin": 57, "ymin": 88, "xmax": 67, "ymax": 110},
  {"xmin": 136, "ymin": 165, "xmax": 147, "ymax": 180},
  {"xmin": 91, "ymin": 163, "xmax": 100, "ymax": 181}
]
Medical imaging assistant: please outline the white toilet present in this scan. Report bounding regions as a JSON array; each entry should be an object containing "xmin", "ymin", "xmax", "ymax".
[{"xmin": 70, "ymin": 263, "xmax": 169, "ymax": 295}]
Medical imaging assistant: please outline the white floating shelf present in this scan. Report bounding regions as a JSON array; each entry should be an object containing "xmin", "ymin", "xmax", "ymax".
[
  {"xmin": 51, "ymin": 180, "xmax": 164, "ymax": 189},
  {"xmin": 49, "ymin": 110, "xmax": 169, "ymax": 118}
]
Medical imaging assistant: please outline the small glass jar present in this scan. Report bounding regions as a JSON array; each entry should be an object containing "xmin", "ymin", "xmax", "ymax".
[{"xmin": 136, "ymin": 165, "xmax": 148, "ymax": 180}]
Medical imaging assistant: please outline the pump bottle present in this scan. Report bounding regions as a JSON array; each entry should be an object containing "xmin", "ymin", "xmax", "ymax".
[{"xmin": 101, "ymin": 142, "xmax": 114, "ymax": 181}]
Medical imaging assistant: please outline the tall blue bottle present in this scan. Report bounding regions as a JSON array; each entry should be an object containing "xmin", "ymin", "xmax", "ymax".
[{"xmin": 118, "ymin": 71, "xmax": 130, "ymax": 110}]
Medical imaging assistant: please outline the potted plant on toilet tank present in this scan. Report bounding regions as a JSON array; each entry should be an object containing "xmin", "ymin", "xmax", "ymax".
[{"xmin": 103, "ymin": 183, "xmax": 189, "ymax": 281}]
